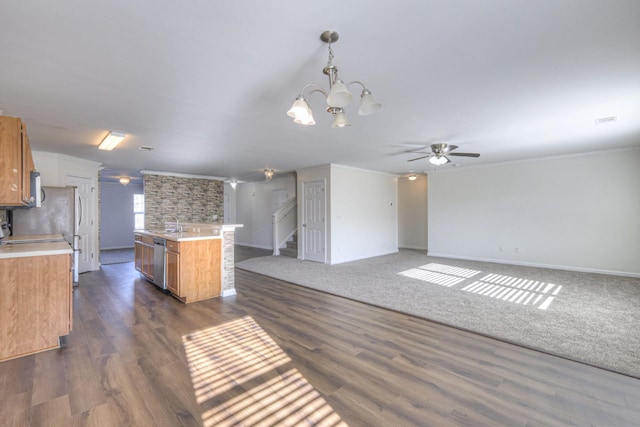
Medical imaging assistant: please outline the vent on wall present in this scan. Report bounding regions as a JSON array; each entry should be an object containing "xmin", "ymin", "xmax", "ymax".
[{"xmin": 595, "ymin": 116, "xmax": 617, "ymax": 125}]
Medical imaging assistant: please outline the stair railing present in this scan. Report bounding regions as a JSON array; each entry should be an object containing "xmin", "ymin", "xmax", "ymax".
[{"xmin": 272, "ymin": 197, "xmax": 297, "ymax": 256}]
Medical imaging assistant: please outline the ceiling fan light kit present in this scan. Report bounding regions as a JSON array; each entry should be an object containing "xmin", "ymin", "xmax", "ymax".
[
  {"xmin": 408, "ymin": 143, "xmax": 480, "ymax": 166},
  {"xmin": 287, "ymin": 30, "xmax": 381, "ymax": 127}
]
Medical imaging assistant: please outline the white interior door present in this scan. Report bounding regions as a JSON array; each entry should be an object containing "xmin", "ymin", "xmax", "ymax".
[
  {"xmin": 302, "ymin": 180, "xmax": 325, "ymax": 263},
  {"xmin": 65, "ymin": 175, "xmax": 94, "ymax": 273}
]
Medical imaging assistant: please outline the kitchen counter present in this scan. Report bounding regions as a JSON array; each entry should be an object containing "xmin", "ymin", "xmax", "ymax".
[
  {"xmin": 0, "ymin": 239, "xmax": 72, "ymax": 259},
  {"xmin": 134, "ymin": 229, "xmax": 222, "ymax": 242},
  {"xmin": 134, "ymin": 223, "xmax": 243, "ymax": 299},
  {"xmin": 134, "ymin": 224, "xmax": 242, "ymax": 242},
  {"xmin": 5, "ymin": 233, "xmax": 66, "ymax": 243}
]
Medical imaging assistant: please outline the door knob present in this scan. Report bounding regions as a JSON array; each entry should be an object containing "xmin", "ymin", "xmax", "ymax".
[{"xmin": 302, "ymin": 224, "xmax": 307, "ymax": 227}]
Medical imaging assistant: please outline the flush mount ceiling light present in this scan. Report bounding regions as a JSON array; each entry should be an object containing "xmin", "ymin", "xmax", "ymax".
[
  {"xmin": 119, "ymin": 176, "xmax": 130, "ymax": 185},
  {"xmin": 287, "ymin": 30, "xmax": 381, "ymax": 128},
  {"xmin": 408, "ymin": 174, "xmax": 417, "ymax": 181},
  {"xmin": 98, "ymin": 131, "xmax": 126, "ymax": 151},
  {"xmin": 264, "ymin": 169, "xmax": 274, "ymax": 182}
]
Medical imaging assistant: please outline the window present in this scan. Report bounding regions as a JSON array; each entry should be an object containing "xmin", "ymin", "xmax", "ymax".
[{"xmin": 134, "ymin": 194, "xmax": 144, "ymax": 230}]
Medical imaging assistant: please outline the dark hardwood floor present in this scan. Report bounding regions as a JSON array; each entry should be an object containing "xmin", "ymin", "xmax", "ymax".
[{"xmin": 1, "ymin": 248, "xmax": 639, "ymax": 426}]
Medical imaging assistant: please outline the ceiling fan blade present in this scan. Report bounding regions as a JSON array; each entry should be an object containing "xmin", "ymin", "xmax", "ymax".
[
  {"xmin": 449, "ymin": 152, "xmax": 480, "ymax": 158},
  {"xmin": 442, "ymin": 144, "xmax": 459, "ymax": 153},
  {"xmin": 407, "ymin": 155, "xmax": 431, "ymax": 162}
]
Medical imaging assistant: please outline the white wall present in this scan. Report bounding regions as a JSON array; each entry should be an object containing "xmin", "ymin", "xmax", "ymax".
[
  {"xmin": 329, "ymin": 165, "xmax": 398, "ymax": 264},
  {"xmin": 235, "ymin": 175, "xmax": 296, "ymax": 249},
  {"xmin": 33, "ymin": 151, "xmax": 101, "ymax": 187},
  {"xmin": 428, "ymin": 148, "xmax": 640, "ymax": 276},
  {"xmin": 398, "ymin": 176, "xmax": 428, "ymax": 250},
  {"xmin": 224, "ymin": 182, "xmax": 237, "ymax": 224},
  {"xmin": 99, "ymin": 181, "xmax": 143, "ymax": 249}
]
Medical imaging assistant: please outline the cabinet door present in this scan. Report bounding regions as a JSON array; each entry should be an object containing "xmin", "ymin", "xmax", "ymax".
[
  {"xmin": 20, "ymin": 121, "xmax": 34, "ymax": 204},
  {"xmin": 142, "ymin": 244, "xmax": 154, "ymax": 279},
  {"xmin": 0, "ymin": 116, "xmax": 22, "ymax": 204},
  {"xmin": 166, "ymin": 250, "xmax": 180, "ymax": 296},
  {"xmin": 134, "ymin": 242, "xmax": 143, "ymax": 272}
]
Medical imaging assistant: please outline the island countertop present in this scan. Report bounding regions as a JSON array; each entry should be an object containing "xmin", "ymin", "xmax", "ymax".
[{"xmin": 135, "ymin": 224, "xmax": 243, "ymax": 242}]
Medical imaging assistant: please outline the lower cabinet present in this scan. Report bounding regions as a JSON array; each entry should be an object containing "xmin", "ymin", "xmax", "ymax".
[
  {"xmin": 134, "ymin": 234, "xmax": 154, "ymax": 281},
  {"xmin": 0, "ymin": 253, "xmax": 72, "ymax": 362},
  {"xmin": 166, "ymin": 238, "xmax": 221, "ymax": 303},
  {"xmin": 166, "ymin": 247, "xmax": 180, "ymax": 295}
]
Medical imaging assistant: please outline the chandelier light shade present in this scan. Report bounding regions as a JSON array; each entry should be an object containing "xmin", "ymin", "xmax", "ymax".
[
  {"xmin": 119, "ymin": 176, "xmax": 130, "ymax": 185},
  {"xmin": 98, "ymin": 131, "xmax": 126, "ymax": 151},
  {"xmin": 264, "ymin": 169, "xmax": 274, "ymax": 181},
  {"xmin": 287, "ymin": 30, "xmax": 381, "ymax": 127}
]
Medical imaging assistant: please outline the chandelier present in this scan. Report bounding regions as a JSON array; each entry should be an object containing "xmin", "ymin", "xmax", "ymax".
[{"xmin": 287, "ymin": 30, "xmax": 381, "ymax": 128}]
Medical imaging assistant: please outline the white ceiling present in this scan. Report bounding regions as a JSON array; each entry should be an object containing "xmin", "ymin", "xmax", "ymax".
[{"xmin": 1, "ymin": 1, "xmax": 639, "ymax": 183}]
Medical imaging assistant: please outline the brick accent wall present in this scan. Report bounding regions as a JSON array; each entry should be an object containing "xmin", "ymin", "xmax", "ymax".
[{"xmin": 143, "ymin": 174, "xmax": 224, "ymax": 230}]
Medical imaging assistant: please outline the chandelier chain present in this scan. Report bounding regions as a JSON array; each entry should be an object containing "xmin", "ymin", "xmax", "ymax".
[{"xmin": 326, "ymin": 43, "xmax": 334, "ymax": 68}]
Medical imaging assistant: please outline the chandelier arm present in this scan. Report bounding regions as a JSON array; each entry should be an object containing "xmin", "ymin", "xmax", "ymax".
[
  {"xmin": 346, "ymin": 80, "xmax": 368, "ymax": 90},
  {"xmin": 299, "ymin": 83, "xmax": 328, "ymax": 98}
]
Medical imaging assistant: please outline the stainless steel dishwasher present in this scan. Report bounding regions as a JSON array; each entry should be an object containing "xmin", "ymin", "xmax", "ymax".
[{"xmin": 152, "ymin": 237, "xmax": 167, "ymax": 289}]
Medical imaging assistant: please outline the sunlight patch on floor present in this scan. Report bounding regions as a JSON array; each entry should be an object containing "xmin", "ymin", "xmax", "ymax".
[
  {"xmin": 398, "ymin": 263, "xmax": 481, "ymax": 287},
  {"xmin": 398, "ymin": 263, "xmax": 563, "ymax": 310},
  {"xmin": 462, "ymin": 274, "xmax": 562, "ymax": 310},
  {"xmin": 183, "ymin": 316, "xmax": 348, "ymax": 427}
]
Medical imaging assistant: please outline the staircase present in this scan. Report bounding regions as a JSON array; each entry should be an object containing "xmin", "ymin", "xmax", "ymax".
[{"xmin": 278, "ymin": 232, "xmax": 297, "ymax": 258}]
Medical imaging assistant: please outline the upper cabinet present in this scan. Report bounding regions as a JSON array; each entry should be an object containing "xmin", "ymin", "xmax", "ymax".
[{"xmin": 0, "ymin": 115, "xmax": 36, "ymax": 206}]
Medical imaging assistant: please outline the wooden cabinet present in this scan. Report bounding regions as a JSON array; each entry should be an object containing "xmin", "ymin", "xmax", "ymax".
[
  {"xmin": 166, "ymin": 244, "xmax": 180, "ymax": 295},
  {"xmin": 134, "ymin": 234, "xmax": 154, "ymax": 280},
  {"xmin": 0, "ymin": 115, "xmax": 36, "ymax": 206},
  {"xmin": 165, "ymin": 238, "xmax": 221, "ymax": 303},
  {"xmin": 0, "ymin": 253, "xmax": 72, "ymax": 362}
]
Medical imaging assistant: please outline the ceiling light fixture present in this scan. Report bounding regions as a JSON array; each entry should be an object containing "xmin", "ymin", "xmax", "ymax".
[
  {"xmin": 119, "ymin": 176, "xmax": 131, "ymax": 185},
  {"xmin": 98, "ymin": 131, "xmax": 126, "ymax": 151},
  {"xmin": 230, "ymin": 180, "xmax": 237, "ymax": 190},
  {"xmin": 408, "ymin": 174, "xmax": 417, "ymax": 181},
  {"xmin": 287, "ymin": 30, "xmax": 381, "ymax": 128},
  {"xmin": 429, "ymin": 156, "xmax": 449, "ymax": 166},
  {"xmin": 264, "ymin": 169, "xmax": 274, "ymax": 182}
]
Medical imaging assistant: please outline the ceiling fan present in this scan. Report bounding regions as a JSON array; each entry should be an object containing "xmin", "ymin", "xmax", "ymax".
[{"xmin": 407, "ymin": 143, "xmax": 480, "ymax": 166}]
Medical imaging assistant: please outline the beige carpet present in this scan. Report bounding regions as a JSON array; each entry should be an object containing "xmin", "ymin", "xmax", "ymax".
[{"xmin": 236, "ymin": 250, "xmax": 640, "ymax": 379}]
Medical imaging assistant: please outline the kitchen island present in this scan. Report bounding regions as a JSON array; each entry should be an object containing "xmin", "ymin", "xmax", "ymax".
[
  {"xmin": 0, "ymin": 237, "xmax": 73, "ymax": 362},
  {"xmin": 134, "ymin": 223, "xmax": 242, "ymax": 303}
]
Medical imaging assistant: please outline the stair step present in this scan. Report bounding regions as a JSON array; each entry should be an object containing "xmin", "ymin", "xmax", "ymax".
[
  {"xmin": 286, "ymin": 240, "xmax": 298, "ymax": 249},
  {"xmin": 279, "ymin": 247, "xmax": 297, "ymax": 258}
]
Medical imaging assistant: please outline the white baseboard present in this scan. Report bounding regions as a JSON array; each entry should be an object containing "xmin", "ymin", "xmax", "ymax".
[
  {"xmin": 427, "ymin": 252, "xmax": 640, "ymax": 278},
  {"xmin": 221, "ymin": 289, "xmax": 237, "ymax": 297},
  {"xmin": 399, "ymin": 245, "xmax": 428, "ymax": 251}
]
